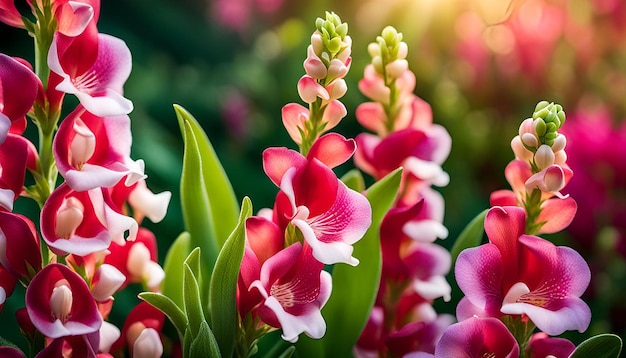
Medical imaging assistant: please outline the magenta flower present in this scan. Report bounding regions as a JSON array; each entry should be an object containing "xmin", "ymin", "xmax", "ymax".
[
  {"xmin": 0, "ymin": 134, "xmax": 37, "ymax": 211},
  {"xmin": 0, "ymin": 54, "xmax": 40, "ymax": 143},
  {"xmin": 26, "ymin": 263, "xmax": 102, "ymax": 338},
  {"xmin": 48, "ymin": 30, "xmax": 133, "ymax": 116},
  {"xmin": 250, "ymin": 243, "xmax": 332, "ymax": 342},
  {"xmin": 0, "ymin": 212, "xmax": 42, "ymax": 280},
  {"xmin": 263, "ymin": 133, "xmax": 371, "ymax": 266},
  {"xmin": 0, "ymin": 264, "xmax": 17, "ymax": 312},
  {"xmin": 54, "ymin": 106, "xmax": 146, "ymax": 191},
  {"xmin": 41, "ymin": 183, "xmax": 138, "ymax": 256},
  {"xmin": 434, "ymin": 317, "xmax": 519, "ymax": 358},
  {"xmin": 455, "ymin": 206, "xmax": 591, "ymax": 335}
]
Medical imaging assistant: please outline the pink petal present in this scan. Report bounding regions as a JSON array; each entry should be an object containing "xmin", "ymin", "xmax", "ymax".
[
  {"xmin": 0, "ymin": 212, "xmax": 41, "ymax": 279},
  {"xmin": 455, "ymin": 244, "xmax": 503, "ymax": 317},
  {"xmin": 504, "ymin": 159, "xmax": 532, "ymax": 196},
  {"xmin": 536, "ymin": 197, "xmax": 577, "ymax": 234},
  {"xmin": 321, "ymin": 99, "xmax": 347, "ymax": 131},
  {"xmin": 0, "ymin": 54, "xmax": 40, "ymax": 135},
  {"xmin": 484, "ymin": 206, "xmax": 526, "ymax": 283},
  {"xmin": 355, "ymin": 102, "xmax": 387, "ymax": 134},
  {"xmin": 297, "ymin": 75, "xmax": 329, "ymax": 103},
  {"xmin": 489, "ymin": 190, "xmax": 517, "ymax": 207},
  {"xmin": 263, "ymin": 147, "xmax": 307, "ymax": 187},
  {"xmin": 0, "ymin": 134, "xmax": 30, "ymax": 210},
  {"xmin": 281, "ymin": 103, "xmax": 309, "ymax": 145},
  {"xmin": 307, "ymin": 133, "xmax": 355, "ymax": 169},
  {"xmin": 527, "ymin": 332, "xmax": 575, "ymax": 358},
  {"xmin": 354, "ymin": 133, "xmax": 381, "ymax": 178},
  {"xmin": 358, "ymin": 64, "xmax": 390, "ymax": 104},
  {"xmin": 434, "ymin": 317, "xmax": 518, "ymax": 358},
  {"xmin": 56, "ymin": 1, "xmax": 95, "ymax": 37},
  {"xmin": 245, "ymin": 216, "xmax": 284, "ymax": 264},
  {"xmin": 0, "ymin": 0, "xmax": 24, "ymax": 28}
]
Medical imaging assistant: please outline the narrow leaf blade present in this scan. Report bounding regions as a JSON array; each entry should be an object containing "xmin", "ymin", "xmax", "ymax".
[
  {"xmin": 209, "ymin": 197, "xmax": 253, "ymax": 358},
  {"xmin": 190, "ymin": 321, "xmax": 222, "ymax": 358},
  {"xmin": 183, "ymin": 263, "xmax": 205, "ymax": 338},
  {"xmin": 161, "ymin": 232, "xmax": 191, "ymax": 309},
  {"xmin": 139, "ymin": 292, "xmax": 188, "ymax": 339},
  {"xmin": 174, "ymin": 104, "xmax": 239, "ymax": 249}
]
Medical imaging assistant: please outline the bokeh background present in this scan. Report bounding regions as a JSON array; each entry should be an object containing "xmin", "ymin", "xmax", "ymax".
[{"xmin": 3, "ymin": 0, "xmax": 626, "ymax": 352}]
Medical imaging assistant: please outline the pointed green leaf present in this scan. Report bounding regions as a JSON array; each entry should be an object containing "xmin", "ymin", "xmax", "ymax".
[
  {"xmin": 277, "ymin": 346, "xmax": 296, "ymax": 358},
  {"xmin": 139, "ymin": 292, "xmax": 188, "ymax": 340},
  {"xmin": 175, "ymin": 104, "xmax": 239, "ymax": 249},
  {"xmin": 341, "ymin": 169, "xmax": 365, "ymax": 193},
  {"xmin": 209, "ymin": 197, "xmax": 253, "ymax": 358},
  {"xmin": 190, "ymin": 321, "xmax": 222, "ymax": 358},
  {"xmin": 183, "ymin": 263, "xmax": 205, "ymax": 338},
  {"xmin": 297, "ymin": 168, "xmax": 402, "ymax": 357},
  {"xmin": 162, "ymin": 232, "xmax": 191, "ymax": 309},
  {"xmin": 450, "ymin": 208, "xmax": 488, "ymax": 265},
  {"xmin": 185, "ymin": 247, "xmax": 202, "ymax": 280},
  {"xmin": 179, "ymin": 117, "xmax": 218, "ymax": 286},
  {"xmin": 570, "ymin": 333, "xmax": 622, "ymax": 358}
]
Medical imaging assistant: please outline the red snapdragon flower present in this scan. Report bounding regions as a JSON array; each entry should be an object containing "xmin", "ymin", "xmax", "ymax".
[
  {"xmin": 53, "ymin": 106, "xmax": 146, "ymax": 191},
  {"xmin": 0, "ymin": 134, "xmax": 37, "ymax": 211},
  {"xmin": 26, "ymin": 263, "xmax": 102, "ymax": 338},
  {"xmin": 0, "ymin": 211, "xmax": 41, "ymax": 280},
  {"xmin": 263, "ymin": 134, "xmax": 371, "ymax": 266},
  {"xmin": 41, "ymin": 183, "xmax": 138, "ymax": 256},
  {"xmin": 0, "ymin": 54, "xmax": 40, "ymax": 143},
  {"xmin": 249, "ymin": 242, "xmax": 332, "ymax": 343},
  {"xmin": 434, "ymin": 316, "xmax": 519, "ymax": 358}
]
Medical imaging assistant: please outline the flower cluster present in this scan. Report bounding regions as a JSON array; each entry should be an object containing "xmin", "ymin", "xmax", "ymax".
[
  {"xmin": 236, "ymin": 12, "xmax": 372, "ymax": 348},
  {"xmin": 0, "ymin": 0, "xmax": 170, "ymax": 356},
  {"xmin": 352, "ymin": 26, "xmax": 454, "ymax": 357},
  {"xmin": 435, "ymin": 102, "xmax": 591, "ymax": 357}
]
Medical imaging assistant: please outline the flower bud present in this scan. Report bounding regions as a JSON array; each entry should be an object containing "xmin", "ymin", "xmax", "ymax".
[
  {"xmin": 91, "ymin": 264, "xmax": 126, "ymax": 301},
  {"xmin": 534, "ymin": 144, "xmax": 555, "ymax": 170},
  {"xmin": 50, "ymin": 282, "xmax": 73, "ymax": 323},
  {"xmin": 132, "ymin": 328, "xmax": 163, "ymax": 358},
  {"xmin": 70, "ymin": 118, "xmax": 96, "ymax": 169},
  {"xmin": 521, "ymin": 133, "xmax": 538, "ymax": 149},
  {"xmin": 385, "ymin": 59, "xmax": 408, "ymax": 79},
  {"xmin": 551, "ymin": 134, "xmax": 566, "ymax": 152}
]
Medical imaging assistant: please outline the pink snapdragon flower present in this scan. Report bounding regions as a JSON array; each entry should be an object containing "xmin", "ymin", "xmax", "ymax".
[
  {"xmin": 41, "ymin": 183, "xmax": 138, "ymax": 256},
  {"xmin": 0, "ymin": 0, "xmax": 97, "ymax": 35},
  {"xmin": 54, "ymin": 106, "xmax": 145, "ymax": 191},
  {"xmin": 48, "ymin": 29, "xmax": 133, "ymax": 116},
  {"xmin": 0, "ymin": 54, "xmax": 41, "ymax": 143},
  {"xmin": 263, "ymin": 134, "xmax": 371, "ymax": 266},
  {"xmin": 110, "ymin": 301, "xmax": 165, "ymax": 357},
  {"xmin": 455, "ymin": 206, "xmax": 591, "ymax": 335},
  {"xmin": 434, "ymin": 316, "xmax": 519, "ymax": 358},
  {"xmin": 250, "ymin": 242, "xmax": 332, "ymax": 342},
  {"xmin": 26, "ymin": 263, "xmax": 102, "ymax": 338}
]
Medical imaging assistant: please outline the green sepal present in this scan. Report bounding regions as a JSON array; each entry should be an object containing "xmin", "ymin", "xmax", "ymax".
[
  {"xmin": 138, "ymin": 292, "xmax": 188, "ymax": 340},
  {"xmin": 189, "ymin": 321, "xmax": 222, "ymax": 358},
  {"xmin": 161, "ymin": 232, "xmax": 191, "ymax": 309},
  {"xmin": 183, "ymin": 262, "xmax": 205, "ymax": 338},
  {"xmin": 298, "ymin": 168, "xmax": 403, "ymax": 357},
  {"xmin": 209, "ymin": 197, "xmax": 253, "ymax": 358},
  {"xmin": 569, "ymin": 333, "xmax": 622, "ymax": 358},
  {"xmin": 341, "ymin": 169, "xmax": 365, "ymax": 193},
  {"xmin": 450, "ymin": 208, "xmax": 488, "ymax": 265}
]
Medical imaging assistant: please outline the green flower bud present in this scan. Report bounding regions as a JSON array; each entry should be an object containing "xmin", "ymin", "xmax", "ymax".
[
  {"xmin": 534, "ymin": 100, "xmax": 550, "ymax": 113},
  {"xmin": 535, "ymin": 119, "xmax": 547, "ymax": 137}
]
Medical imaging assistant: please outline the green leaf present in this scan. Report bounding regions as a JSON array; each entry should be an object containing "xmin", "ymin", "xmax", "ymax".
[
  {"xmin": 185, "ymin": 247, "xmax": 202, "ymax": 280},
  {"xmin": 450, "ymin": 208, "xmax": 488, "ymax": 265},
  {"xmin": 277, "ymin": 346, "xmax": 296, "ymax": 358},
  {"xmin": 298, "ymin": 168, "xmax": 403, "ymax": 357},
  {"xmin": 209, "ymin": 197, "xmax": 253, "ymax": 358},
  {"xmin": 183, "ymin": 263, "xmax": 205, "ymax": 338},
  {"xmin": 341, "ymin": 169, "xmax": 365, "ymax": 193},
  {"xmin": 189, "ymin": 321, "xmax": 222, "ymax": 358},
  {"xmin": 570, "ymin": 333, "xmax": 623, "ymax": 358},
  {"xmin": 162, "ymin": 232, "xmax": 191, "ymax": 309},
  {"xmin": 175, "ymin": 104, "xmax": 239, "ymax": 249},
  {"xmin": 139, "ymin": 292, "xmax": 188, "ymax": 340},
  {"xmin": 179, "ymin": 117, "xmax": 218, "ymax": 285}
]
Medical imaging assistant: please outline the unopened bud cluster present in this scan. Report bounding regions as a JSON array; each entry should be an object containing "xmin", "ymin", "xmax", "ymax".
[
  {"xmin": 511, "ymin": 101, "xmax": 567, "ymax": 172},
  {"xmin": 368, "ymin": 26, "xmax": 408, "ymax": 81}
]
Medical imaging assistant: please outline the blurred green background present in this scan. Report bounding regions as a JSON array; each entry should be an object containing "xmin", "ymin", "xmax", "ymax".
[{"xmin": 3, "ymin": 0, "xmax": 626, "ymax": 353}]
